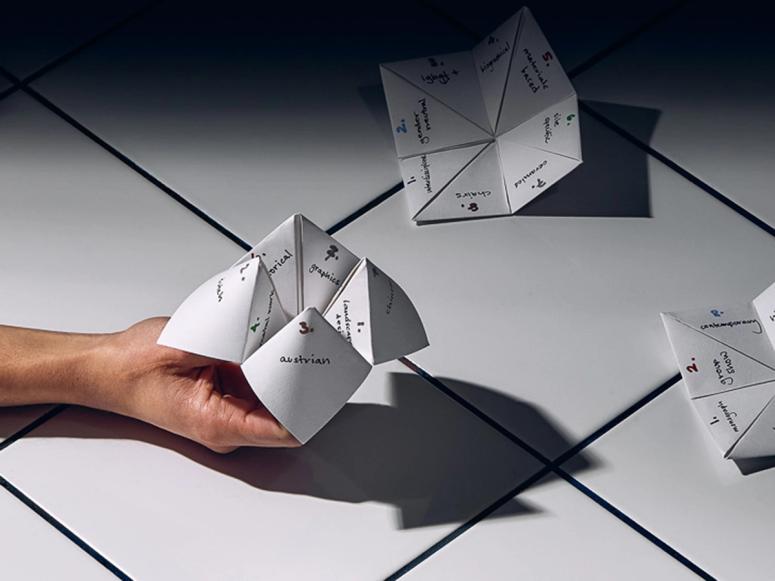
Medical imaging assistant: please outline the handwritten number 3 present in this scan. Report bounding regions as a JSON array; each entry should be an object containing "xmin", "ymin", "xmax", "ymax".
[{"xmin": 299, "ymin": 322, "xmax": 314, "ymax": 334}]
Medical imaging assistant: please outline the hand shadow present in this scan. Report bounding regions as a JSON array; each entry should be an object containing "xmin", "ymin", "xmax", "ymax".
[{"xmin": 0, "ymin": 373, "xmax": 597, "ymax": 529}]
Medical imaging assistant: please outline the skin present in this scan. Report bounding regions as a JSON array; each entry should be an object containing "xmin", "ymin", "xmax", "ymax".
[{"xmin": 0, "ymin": 318, "xmax": 300, "ymax": 453}]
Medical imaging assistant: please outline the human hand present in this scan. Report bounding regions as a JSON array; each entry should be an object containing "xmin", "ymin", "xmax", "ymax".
[{"xmin": 83, "ymin": 318, "xmax": 300, "ymax": 453}]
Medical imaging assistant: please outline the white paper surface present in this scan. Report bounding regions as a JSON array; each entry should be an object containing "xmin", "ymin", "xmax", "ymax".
[
  {"xmin": 752, "ymin": 281, "xmax": 775, "ymax": 352},
  {"xmin": 324, "ymin": 258, "xmax": 429, "ymax": 364},
  {"xmin": 473, "ymin": 10, "xmax": 523, "ymax": 131},
  {"xmin": 399, "ymin": 143, "xmax": 488, "ymax": 218},
  {"xmin": 241, "ymin": 308, "xmax": 371, "ymax": 444},
  {"xmin": 415, "ymin": 142, "xmax": 510, "ymax": 221},
  {"xmin": 381, "ymin": 7, "xmax": 581, "ymax": 222},
  {"xmin": 661, "ymin": 292, "xmax": 775, "ymax": 460},
  {"xmin": 160, "ymin": 214, "xmax": 429, "ymax": 443},
  {"xmin": 158, "ymin": 257, "xmax": 287, "ymax": 362},
  {"xmin": 382, "ymin": 51, "xmax": 491, "ymax": 132}
]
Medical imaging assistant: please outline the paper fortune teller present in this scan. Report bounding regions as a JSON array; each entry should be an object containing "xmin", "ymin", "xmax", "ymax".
[
  {"xmin": 661, "ymin": 282, "xmax": 775, "ymax": 460},
  {"xmin": 159, "ymin": 214, "xmax": 428, "ymax": 443},
  {"xmin": 380, "ymin": 7, "xmax": 581, "ymax": 222}
]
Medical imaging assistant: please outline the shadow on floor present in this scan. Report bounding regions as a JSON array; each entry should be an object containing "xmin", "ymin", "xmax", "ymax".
[{"xmin": 0, "ymin": 373, "xmax": 597, "ymax": 529}]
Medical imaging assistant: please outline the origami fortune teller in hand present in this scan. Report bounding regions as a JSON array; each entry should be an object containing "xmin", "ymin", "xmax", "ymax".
[
  {"xmin": 380, "ymin": 7, "xmax": 582, "ymax": 222},
  {"xmin": 158, "ymin": 215, "xmax": 428, "ymax": 444}
]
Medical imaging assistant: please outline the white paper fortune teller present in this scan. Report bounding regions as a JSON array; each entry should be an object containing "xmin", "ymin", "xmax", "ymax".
[
  {"xmin": 159, "ymin": 215, "xmax": 428, "ymax": 443},
  {"xmin": 380, "ymin": 7, "xmax": 582, "ymax": 222},
  {"xmin": 661, "ymin": 281, "xmax": 775, "ymax": 460}
]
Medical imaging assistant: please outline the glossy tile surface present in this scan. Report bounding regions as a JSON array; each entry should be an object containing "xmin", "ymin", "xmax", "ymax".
[
  {"xmin": 30, "ymin": 0, "xmax": 474, "ymax": 244},
  {"xmin": 575, "ymin": 383, "xmax": 775, "ymax": 580},
  {"xmin": 576, "ymin": 0, "xmax": 775, "ymax": 227},
  {"xmin": 0, "ymin": 486, "xmax": 114, "ymax": 580},
  {"xmin": 0, "ymin": 367, "xmax": 541, "ymax": 580},
  {"xmin": 0, "ymin": 1, "xmax": 144, "ymax": 78},
  {"xmin": 425, "ymin": 0, "xmax": 677, "ymax": 70},
  {"xmin": 335, "ymin": 108, "xmax": 775, "ymax": 458},
  {"xmin": 408, "ymin": 476, "xmax": 697, "ymax": 580}
]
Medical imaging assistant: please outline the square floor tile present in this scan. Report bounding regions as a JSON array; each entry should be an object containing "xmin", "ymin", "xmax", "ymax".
[
  {"xmin": 424, "ymin": 0, "xmax": 677, "ymax": 70},
  {"xmin": 0, "ymin": 485, "xmax": 114, "ymax": 579},
  {"xmin": 0, "ymin": 0, "xmax": 145, "ymax": 78},
  {"xmin": 0, "ymin": 92, "xmax": 242, "ymax": 333},
  {"xmin": 576, "ymin": 0, "xmax": 775, "ymax": 227},
  {"xmin": 574, "ymin": 383, "xmax": 775, "ymax": 580},
  {"xmin": 0, "ymin": 366, "xmax": 541, "ymax": 580},
  {"xmin": 31, "ymin": 0, "xmax": 475, "ymax": 244},
  {"xmin": 334, "ymin": 107, "xmax": 775, "ymax": 459},
  {"xmin": 406, "ymin": 475, "xmax": 697, "ymax": 580}
]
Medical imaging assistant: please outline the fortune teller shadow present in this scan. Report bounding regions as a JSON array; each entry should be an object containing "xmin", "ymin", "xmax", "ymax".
[{"xmin": 2, "ymin": 373, "xmax": 597, "ymax": 529}]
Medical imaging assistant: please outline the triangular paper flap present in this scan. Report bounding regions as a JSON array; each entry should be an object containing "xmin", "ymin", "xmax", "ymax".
[
  {"xmin": 158, "ymin": 257, "xmax": 263, "ymax": 362},
  {"xmin": 324, "ymin": 258, "xmax": 429, "ymax": 364},
  {"xmin": 299, "ymin": 216, "xmax": 360, "ymax": 313},
  {"xmin": 365, "ymin": 259, "xmax": 429, "ymax": 363},
  {"xmin": 498, "ymin": 95, "xmax": 581, "ymax": 160},
  {"xmin": 668, "ymin": 303, "xmax": 775, "ymax": 369},
  {"xmin": 473, "ymin": 9, "xmax": 523, "ymax": 131},
  {"xmin": 415, "ymin": 142, "xmax": 510, "ymax": 221},
  {"xmin": 233, "ymin": 215, "xmax": 298, "ymax": 317},
  {"xmin": 383, "ymin": 51, "xmax": 491, "ymax": 133},
  {"xmin": 243, "ymin": 260, "xmax": 289, "ymax": 360},
  {"xmin": 661, "ymin": 313, "xmax": 775, "ymax": 398},
  {"xmin": 497, "ymin": 140, "xmax": 581, "ymax": 212},
  {"xmin": 399, "ymin": 143, "xmax": 489, "ymax": 218},
  {"xmin": 753, "ymin": 281, "xmax": 775, "ymax": 353},
  {"xmin": 241, "ymin": 308, "xmax": 372, "ymax": 444},
  {"xmin": 691, "ymin": 383, "xmax": 775, "ymax": 456},
  {"xmin": 380, "ymin": 66, "xmax": 492, "ymax": 158},
  {"xmin": 496, "ymin": 7, "xmax": 575, "ymax": 134},
  {"xmin": 727, "ymin": 395, "xmax": 775, "ymax": 459}
]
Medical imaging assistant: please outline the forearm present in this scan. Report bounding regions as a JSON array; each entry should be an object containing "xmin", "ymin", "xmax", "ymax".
[{"xmin": 0, "ymin": 325, "xmax": 110, "ymax": 407}]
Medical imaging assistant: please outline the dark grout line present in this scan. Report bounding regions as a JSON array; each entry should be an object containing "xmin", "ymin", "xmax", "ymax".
[
  {"xmin": 385, "ymin": 464, "xmax": 553, "ymax": 580},
  {"xmin": 0, "ymin": 405, "xmax": 69, "ymax": 453},
  {"xmin": 552, "ymin": 373, "xmax": 681, "ymax": 467},
  {"xmin": 395, "ymin": 358, "xmax": 706, "ymax": 578},
  {"xmin": 580, "ymin": 102, "xmax": 775, "ymax": 238},
  {"xmin": 327, "ymin": 182, "xmax": 404, "ymax": 235},
  {"xmin": 555, "ymin": 468, "xmax": 716, "ymax": 580},
  {"xmin": 0, "ymin": 1, "xmax": 163, "ymax": 103},
  {"xmin": 0, "ymin": 475, "xmax": 131, "ymax": 580},
  {"xmin": 568, "ymin": 0, "xmax": 690, "ymax": 78},
  {"xmin": 19, "ymin": 1, "xmax": 163, "ymax": 88}
]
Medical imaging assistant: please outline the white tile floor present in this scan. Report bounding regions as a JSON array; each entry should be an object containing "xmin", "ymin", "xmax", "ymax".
[{"xmin": 1, "ymin": 0, "xmax": 773, "ymax": 579}]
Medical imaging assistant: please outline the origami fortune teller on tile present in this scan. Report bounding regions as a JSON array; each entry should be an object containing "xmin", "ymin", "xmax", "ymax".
[
  {"xmin": 380, "ymin": 7, "xmax": 582, "ymax": 223},
  {"xmin": 158, "ymin": 215, "xmax": 429, "ymax": 444},
  {"xmin": 662, "ymin": 281, "xmax": 775, "ymax": 461}
]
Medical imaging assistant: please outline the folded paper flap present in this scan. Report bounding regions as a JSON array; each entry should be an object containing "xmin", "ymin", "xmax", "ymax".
[
  {"xmin": 498, "ymin": 95, "xmax": 581, "ymax": 161},
  {"xmin": 242, "ymin": 259, "xmax": 288, "ymax": 361},
  {"xmin": 233, "ymin": 214, "xmax": 298, "ymax": 317},
  {"xmin": 661, "ymin": 311, "xmax": 775, "ymax": 400},
  {"xmin": 324, "ymin": 258, "xmax": 429, "ymax": 364},
  {"xmin": 753, "ymin": 281, "xmax": 775, "ymax": 353},
  {"xmin": 693, "ymin": 383, "xmax": 775, "ymax": 457},
  {"xmin": 158, "ymin": 257, "xmax": 269, "ymax": 363},
  {"xmin": 380, "ymin": 67, "xmax": 492, "ymax": 159},
  {"xmin": 496, "ymin": 6, "xmax": 575, "ymax": 134},
  {"xmin": 399, "ymin": 143, "xmax": 489, "ymax": 219},
  {"xmin": 727, "ymin": 393, "xmax": 775, "ymax": 459},
  {"xmin": 473, "ymin": 8, "xmax": 524, "ymax": 131},
  {"xmin": 241, "ymin": 308, "xmax": 371, "ymax": 444},
  {"xmin": 415, "ymin": 142, "xmax": 510, "ymax": 222},
  {"xmin": 382, "ymin": 51, "xmax": 491, "ymax": 133},
  {"xmin": 299, "ymin": 216, "xmax": 360, "ymax": 313}
]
